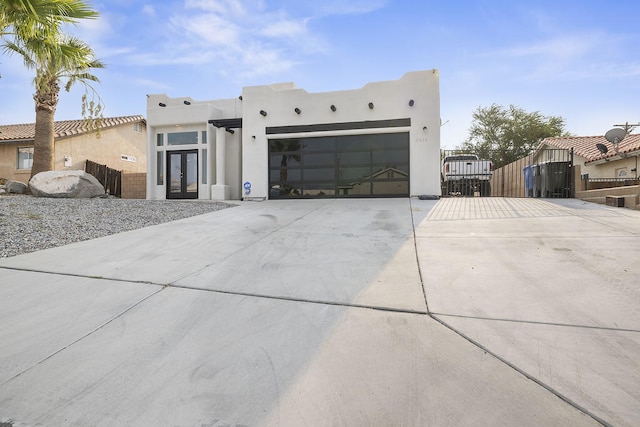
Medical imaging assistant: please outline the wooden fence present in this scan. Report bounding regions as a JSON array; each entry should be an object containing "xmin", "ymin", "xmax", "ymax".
[
  {"xmin": 85, "ymin": 160, "xmax": 122, "ymax": 197},
  {"xmin": 489, "ymin": 156, "xmax": 534, "ymax": 197}
]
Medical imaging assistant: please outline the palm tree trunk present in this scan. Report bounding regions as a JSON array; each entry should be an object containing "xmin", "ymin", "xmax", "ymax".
[
  {"xmin": 30, "ymin": 107, "xmax": 55, "ymax": 177},
  {"xmin": 30, "ymin": 81, "xmax": 59, "ymax": 178}
]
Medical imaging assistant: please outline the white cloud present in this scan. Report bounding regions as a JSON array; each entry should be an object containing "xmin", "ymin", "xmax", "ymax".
[
  {"xmin": 505, "ymin": 34, "xmax": 595, "ymax": 61},
  {"xmin": 67, "ymin": 11, "xmax": 127, "ymax": 61},
  {"xmin": 314, "ymin": 0, "xmax": 387, "ymax": 16},
  {"xmin": 237, "ymin": 42, "xmax": 299, "ymax": 78},
  {"xmin": 261, "ymin": 18, "xmax": 309, "ymax": 39},
  {"xmin": 556, "ymin": 62, "xmax": 640, "ymax": 80},
  {"xmin": 480, "ymin": 30, "xmax": 640, "ymax": 83},
  {"xmin": 184, "ymin": 0, "xmax": 246, "ymax": 16},
  {"xmin": 172, "ymin": 13, "xmax": 241, "ymax": 47},
  {"xmin": 155, "ymin": 1, "xmax": 323, "ymax": 77},
  {"xmin": 133, "ymin": 78, "xmax": 172, "ymax": 91},
  {"xmin": 142, "ymin": 5, "xmax": 156, "ymax": 17},
  {"xmin": 72, "ymin": 12, "xmax": 114, "ymax": 41},
  {"xmin": 92, "ymin": 0, "xmax": 384, "ymax": 79}
]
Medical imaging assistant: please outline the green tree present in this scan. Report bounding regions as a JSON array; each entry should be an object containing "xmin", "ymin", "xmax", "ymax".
[
  {"xmin": 1, "ymin": 0, "xmax": 97, "ymax": 39},
  {"xmin": 1, "ymin": 0, "xmax": 103, "ymax": 177},
  {"xmin": 459, "ymin": 104, "xmax": 568, "ymax": 168}
]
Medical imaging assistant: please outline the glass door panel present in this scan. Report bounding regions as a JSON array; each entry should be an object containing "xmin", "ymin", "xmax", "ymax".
[
  {"xmin": 186, "ymin": 152, "xmax": 198, "ymax": 194},
  {"xmin": 169, "ymin": 152, "xmax": 182, "ymax": 195},
  {"xmin": 167, "ymin": 150, "xmax": 198, "ymax": 199}
]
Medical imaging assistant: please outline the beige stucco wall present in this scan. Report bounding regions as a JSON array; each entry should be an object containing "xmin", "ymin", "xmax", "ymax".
[
  {"xmin": 0, "ymin": 122, "xmax": 147, "ymax": 184},
  {"xmin": 578, "ymin": 155, "xmax": 639, "ymax": 180},
  {"xmin": 54, "ymin": 123, "xmax": 147, "ymax": 173},
  {"xmin": 0, "ymin": 143, "xmax": 32, "ymax": 183}
]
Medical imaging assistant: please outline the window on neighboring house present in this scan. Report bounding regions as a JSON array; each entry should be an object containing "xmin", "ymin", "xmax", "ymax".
[
  {"xmin": 17, "ymin": 147, "xmax": 34, "ymax": 169},
  {"xmin": 134, "ymin": 122, "xmax": 143, "ymax": 133}
]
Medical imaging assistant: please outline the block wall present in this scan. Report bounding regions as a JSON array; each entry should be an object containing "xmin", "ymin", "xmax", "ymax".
[{"xmin": 122, "ymin": 172, "xmax": 147, "ymax": 199}]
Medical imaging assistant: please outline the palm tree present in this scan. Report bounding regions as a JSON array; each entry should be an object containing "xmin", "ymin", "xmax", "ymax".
[
  {"xmin": 5, "ymin": 34, "xmax": 104, "ymax": 176},
  {"xmin": 1, "ymin": 0, "xmax": 102, "ymax": 177}
]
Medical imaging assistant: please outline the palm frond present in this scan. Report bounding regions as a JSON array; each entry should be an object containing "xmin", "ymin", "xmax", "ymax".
[{"xmin": 1, "ymin": 0, "xmax": 98, "ymax": 40}]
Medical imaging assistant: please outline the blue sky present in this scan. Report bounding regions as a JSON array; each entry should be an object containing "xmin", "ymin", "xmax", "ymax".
[{"xmin": 1, "ymin": 0, "xmax": 639, "ymax": 148}]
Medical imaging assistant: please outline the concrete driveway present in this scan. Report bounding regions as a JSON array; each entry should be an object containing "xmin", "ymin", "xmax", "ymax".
[{"xmin": 0, "ymin": 198, "xmax": 638, "ymax": 426}]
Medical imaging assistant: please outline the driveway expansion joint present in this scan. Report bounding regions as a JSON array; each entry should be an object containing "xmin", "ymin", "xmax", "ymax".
[
  {"xmin": 0, "ymin": 287, "xmax": 164, "ymax": 387},
  {"xmin": 409, "ymin": 198, "xmax": 431, "ymax": 314},
  {"xmin": 0, "ymin": 265, "xmax": 164, "ymax": 287},
  {"xmin": 432, "ymin": 312, "xmax": 640, "ymax": 334},
  {"xmin": 430, "ymin": 314, "xmax": 611, "ymax": 427}
]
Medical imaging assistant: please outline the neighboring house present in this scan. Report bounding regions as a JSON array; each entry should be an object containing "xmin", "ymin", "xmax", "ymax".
[
  {"xmin": 538, "ymin": 134, "xmax": 640, "ymax": 181},
  {"xmin": 0, "ymin": 115, "xmax": 147, "ymax": 184},
  {"xmin": 537, "ymin": 134, "xmax": 640, "ymax": 208},
  {"xmin": 146, "ymin": 70, "xmax": 441, "ymax": 201}
]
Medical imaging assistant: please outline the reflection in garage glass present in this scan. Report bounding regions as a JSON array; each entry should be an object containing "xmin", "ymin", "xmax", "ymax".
[{"xmin": 269, "ymin": 133, "xmax": 408, "ymax": 198}]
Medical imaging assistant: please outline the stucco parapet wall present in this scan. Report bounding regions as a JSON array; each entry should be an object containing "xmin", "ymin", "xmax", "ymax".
[
  {"xmin": 147, "ymin": 95, "xmax": 242, "ymax": 126},
  {"xmin": 267, "ymin": 82, "xmax": 299, "ymax": 91},
  {"xmin": 240, "ymin": 70, "xmax": 439, "ymax": 127}
]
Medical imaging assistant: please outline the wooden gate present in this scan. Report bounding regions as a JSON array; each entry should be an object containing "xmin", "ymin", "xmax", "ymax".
[{"xmin": 85, "ymin": 160, "xmax": 122, "ymax": 197}]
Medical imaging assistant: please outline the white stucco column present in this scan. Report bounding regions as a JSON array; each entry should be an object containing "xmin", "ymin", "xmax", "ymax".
[
  {"xmin": 211, "ymin": 126, "xmax": 230, "ymax": 200},
  {"xmin": 207, "ymin": 128, "xmax": 215, "ymax": 193},
  {"xmin": 146, "ymin": 125, "xmax": 155, "ymax": 199},
  {"xmin": 216, "ymin": 126, "xmax": 226, "ymax": 185}
]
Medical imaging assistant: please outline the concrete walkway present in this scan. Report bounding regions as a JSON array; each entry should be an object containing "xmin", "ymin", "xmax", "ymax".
[{"xmin": 0, "ymin": 198, "xmax": 638, "ymax": 426}]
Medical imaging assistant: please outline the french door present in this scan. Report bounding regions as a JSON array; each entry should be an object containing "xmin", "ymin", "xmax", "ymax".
[{"xmin": 167, "ymin": 150, "xmax": 198, "ymax": 199}]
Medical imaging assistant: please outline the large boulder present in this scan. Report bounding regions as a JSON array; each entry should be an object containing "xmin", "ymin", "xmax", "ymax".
[
  {"xmin": 29, "ymin": 170, "xmax": 105, "ymax": 198},
  {"xmin": 5, "ymin": 180, "xmax": 28, "ymax": 194}
]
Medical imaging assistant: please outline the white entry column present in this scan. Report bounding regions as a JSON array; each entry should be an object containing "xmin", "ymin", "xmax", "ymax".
[{"xmin": 211, "ymin": 126, "xmax": 230, "ymax": 200}]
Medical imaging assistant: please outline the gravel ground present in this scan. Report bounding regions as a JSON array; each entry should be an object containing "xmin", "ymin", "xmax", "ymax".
[{"xmin": 0, "ymin": 194, "xmax": 234, "ymax": 258}]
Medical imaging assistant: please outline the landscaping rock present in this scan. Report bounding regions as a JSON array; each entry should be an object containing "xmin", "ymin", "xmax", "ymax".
[
  {"xmin": 29, "ymin": 170, "xmax": 105, "ymax": 198},
  {"xmin": 5, "ymin": 180, "xmax": 28, "ymax": 194}
]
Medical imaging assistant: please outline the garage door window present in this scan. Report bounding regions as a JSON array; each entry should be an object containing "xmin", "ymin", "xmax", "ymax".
[{"xmin": 269, "ymin": 133, "xmax": 409, "ymax": 198}]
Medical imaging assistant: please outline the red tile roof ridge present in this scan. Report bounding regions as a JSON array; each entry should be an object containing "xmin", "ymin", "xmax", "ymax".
[
  {"xmin": 0, "ymin": 115, "xmax": 145, "ymax": 141},
  {"xmin": 540, "ymin": 133, "xmax": 640, "ymax": 163}
]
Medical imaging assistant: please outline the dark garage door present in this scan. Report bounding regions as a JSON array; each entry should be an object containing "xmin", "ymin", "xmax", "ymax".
[{"xmin": 269, "ymin": 133, "xmax": 409, "ymax": 199}]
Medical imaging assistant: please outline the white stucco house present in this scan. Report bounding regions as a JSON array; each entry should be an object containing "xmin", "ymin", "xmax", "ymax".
[{"xmin": 146, "ymin": 70, "xmax": 441, "ymax": 200}]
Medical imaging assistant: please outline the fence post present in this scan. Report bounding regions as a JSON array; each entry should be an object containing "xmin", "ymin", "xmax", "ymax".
[{"xmin": 570, "ymin": 147, "xmax": 575, "ymax": 198}]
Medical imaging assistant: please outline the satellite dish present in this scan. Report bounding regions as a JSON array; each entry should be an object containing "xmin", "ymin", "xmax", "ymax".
[
  {"xmin": 596, "ymin": 143, "xmax": 608, "ymax": 154},
  {"xmin": 605, "ymin": 128, "xmax": 626, "ymax": 144}
]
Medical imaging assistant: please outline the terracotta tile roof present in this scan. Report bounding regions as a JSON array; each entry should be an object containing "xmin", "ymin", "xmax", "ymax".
[
  {"xmin": 540, "ymin": 133, "xmax": 640, "ymax": 164},
  {"xmin": 0, "ymin": 115, "xmax": 145, "ymax": 142}
]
